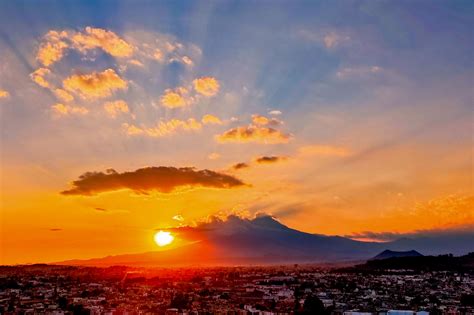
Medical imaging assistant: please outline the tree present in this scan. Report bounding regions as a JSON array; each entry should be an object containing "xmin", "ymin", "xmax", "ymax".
[
  {"xmin": 461, "ymin": 294, "xmax": 474, "ymax": 306},
  {"xmin": 302, "ymin": 295, "xmax": 327, "ymax": 315}
]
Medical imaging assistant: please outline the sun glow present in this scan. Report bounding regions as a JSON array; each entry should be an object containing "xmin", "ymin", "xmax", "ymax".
[{"xmin": 154, "ymin": 231, "xmax": 174, "ymax": 247}]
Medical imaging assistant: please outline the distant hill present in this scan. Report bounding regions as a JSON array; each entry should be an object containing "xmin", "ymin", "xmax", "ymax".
[
  {"xmin": 370, "ymin": 249, "xmax": 423, "ymax": 260},
  {"xmin": 340, "ymin": 252, "xmax": 474, "ymax": 273}
]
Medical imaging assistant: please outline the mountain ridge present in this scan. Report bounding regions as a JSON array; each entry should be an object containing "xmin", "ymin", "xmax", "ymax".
[{"xmin": 54, "ymin": 215, "xmax": 473, "ymax": 267}]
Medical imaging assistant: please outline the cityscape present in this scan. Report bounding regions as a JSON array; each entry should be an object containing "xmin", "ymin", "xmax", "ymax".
[{"xmin": 1, "ymin": 262, "xmax": 473, "ymax": 315}]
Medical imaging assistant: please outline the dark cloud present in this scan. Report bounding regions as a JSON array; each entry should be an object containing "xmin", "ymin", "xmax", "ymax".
[
  {"xmin": 255, "ymin": 156, "xmax": 287, "ymax": 164},
  {"xmin": 232, "ymin": 162, "xmax": 249, "ymax": 170},
  {"xmin": 49, "ymin": 228, "xmax": 63, "ymax": 232},
  {"xmin": 216, "ymin": 125, "xmax": 291, "ymax": 144},
  {"xmin": 94, "ymin": 207, "xmax": 107, "ymax": 212},
  {"xmin": 346, "ymin": 224, "xmax": 474, "ymax": 242},
  {"xmin": 61, "ymin": 166, "xmax": 246, "ymax": 196}
]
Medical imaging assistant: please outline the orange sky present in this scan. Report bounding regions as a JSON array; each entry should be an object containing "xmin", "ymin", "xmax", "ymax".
[{"xmin": 0, "ymin": 2, "xmax": 473, "ymax": 264}]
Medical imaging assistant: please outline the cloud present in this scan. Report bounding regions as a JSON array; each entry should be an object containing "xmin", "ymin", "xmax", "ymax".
[
  {"xmin": 346, "ymin": 224, "xmax": 474, "ymax": 242},
  {"xmin": 255, "ymin": 156, "xmax": 287, "ymax": 164},
  {"xmin": 232, "ymin": 162, "xmax": 250, "ymax": 170},
  {"xmin": 122, "ymin": 118, "xmax": 202, "ymax": 138},
  {"xmin": 123, "ymin": 29, "xmax": 200, "ymax": 67},
  {"xmin": 30, "ymin": 68, "xmax": 52, "ymax": 88},
  {"xmin": 208, "ymin": 152, "xmax": 221, "ymax": 160},
  {"xmin": 51, "ymin": 103, "xmax": 89, "ymax": 116},
  {"xmin": 298, "ymin": 145, "xmax": 350, "ymax": 157},
  {"xmin": 54, "ymin": 89, "xmax": 74, "ymax": 102},
  {"xmin": 173, "ymin": 214, "xmax": 185, "ymax": 222},
  {"xmin": 251, "ymin": 114, "xmax": 282, "ymax": 126},
  {"xmin": 128, "ymin": 59, "xmax": 144, "ymax": 67},
  {"xmin": 193, "ymin": 77, "xmax": 220, "ymax": 96},
  {"xmin": 160, "ymin": 77, "xmax": 221, "ymax": 109},
  {"xmin": 49, "ymin": 228, "xmax": 63, "ymax": 232},
  {"xmin": 36, "ymin": 30, "xmax": 69, "ymax": 66},
  {"xmin": 202, "ymin": 114, "xmax": 223, "ymax": 125},
  {"xmin": 323, "ymin": 31, "xmax": 350, "ymax": 48},
  {"xmin": 94, "ymin": 207, "xmax": 107, "ymax": 212},
  {"xmin": 336, "ymin": 66, "xmax": 382, "ymax": 79},
  {"xmin": 160, "ymin": 87, "xmax": 191, "ymax": 108},
  {"xmin": 268, "ymin": 110, "xmax": 282, "ymax": 116},
  {"xmin": 70, "ymin": 27, "xmax": 134, "ymax": 58},
  {"xmin": 104, "ymin": 100, "xmax": 129, "ymax": 118},
  {"xmin": 181, "ymin": 56, "xmax": 193, "ymax": 66},
  {"xmin": 63, "ymin": 68, "xmax": 128, "ymax": 99},
  {"xmin": 298, "ymin": 29, "xmax": 350, "ymax": 49},
  {"xmin": 61, "ymin": 166, "xmax": 246, "ymax": 196},
  {"xmin": 0, "ymin": 89, "xmax": 10, "ymax": 99},
  {"xmin": 216, "ymin": 125, "xmax": 291, "ymax": 144},
  {"xmin": 36, "ymin": 28, "xmax": 133, "ymax": 67}
]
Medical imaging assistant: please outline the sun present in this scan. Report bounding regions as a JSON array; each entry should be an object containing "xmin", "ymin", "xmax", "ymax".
[{"xmin": 154, "ymin": 231, "xmax": 174, "ymax": 247}]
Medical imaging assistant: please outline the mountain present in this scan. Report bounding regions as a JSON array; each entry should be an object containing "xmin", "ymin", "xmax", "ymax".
[
  {"xmin": 341, "ymin": 252, "xmax": 474, "ymax": 272},
  {"xmin": 370, "ymin": 249, "xmax": 423, "ymax": 260},
  {"xmin": 55, "ymin": 215, "xmax": 473, "ymax": 267}
]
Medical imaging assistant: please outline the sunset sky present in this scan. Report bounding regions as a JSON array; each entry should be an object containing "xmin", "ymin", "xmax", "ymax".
[{"xmin": 0, "ymin": 1, "xmax": 472, "ymax": 264}]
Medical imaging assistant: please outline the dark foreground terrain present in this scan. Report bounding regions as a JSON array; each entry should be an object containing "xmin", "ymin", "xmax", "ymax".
[{"xmin": 0, "ymin": 255, "xmax": 473, "ymax": 314}]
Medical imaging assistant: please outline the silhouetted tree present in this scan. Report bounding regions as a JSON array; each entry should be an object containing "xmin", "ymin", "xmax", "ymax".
[
  {"xmin": 170, "ymin": 292, "xmax": 189, "ymax": 310},
  {"xmin": 461, "ymin": 294, "xmax": 474, "ymax": 306},
  {"xmin": 302, "ymin": 295, "xmax": 327, "ymax": 315},
  {"xmin": 57, "ymin": 296, "xmax": 68, "ymax": 310}
]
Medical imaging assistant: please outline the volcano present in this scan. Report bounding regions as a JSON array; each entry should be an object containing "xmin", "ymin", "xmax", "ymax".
[{"xmin": 56, "ymin": 215, "xmax": 472, "ymax": 267}]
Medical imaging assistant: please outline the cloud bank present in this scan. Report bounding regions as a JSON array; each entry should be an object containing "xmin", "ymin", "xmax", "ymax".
[
  {"xmin": 61, "ymin": 166, "xmax": 246, "ymax": 196},
  {"xmin": 63, "ymin": 69, "xmax": 127, "ymax": 99},
  {"xmin": 216, "ymin": 125, "xmax": 291, "ymax": 144}
]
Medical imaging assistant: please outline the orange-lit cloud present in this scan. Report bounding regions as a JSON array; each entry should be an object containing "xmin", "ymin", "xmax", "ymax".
[
  {"xmin": 160, "ymin": 87, "xmax": 190, "ymax": 108},
  {"xmin": 104, "ymin": 100, "xmax": 129, "ymax": 118},
  {"xmin": 36, "ymin": 30, "xmax": 69, "ymax": 66},
  {"xmin": 172, "ymin": 214, "xmax": 185, "ymax": 222},
  {"xmin": 208, "ymin": 152, "xmax": 221, "ymax": 160},
  {"xmin": 298, "ymin": 145, "xmax": 350, "ymax": 157},
  {"xmin": 63, "ymin": 69, "xmax": 127, "ymax": 99},
  {"xmin": 255, "ymin": 156, "xmax": 287, "ymax": 164},
  {"xmin": 51, "ymin": 103, "xmax": 89, "ymax": 116},
  {"xmin": 323, "ymin": 31, "xmax": 350, "ymax": 48},
  {"xmin": 152, "ymin": 48, "xmax": 163, "ymax": 61},
  {"xmin": 123, "ymin": 118, "xmax": 202, "ymax": 138},
  {"xmin": 181, "ymin": 56, "xmax": 193, "ymax": 66},
  {"xmin": 54, "ymin": 89, "xmax": 74, "ymax": 103},
  {"xmin": 36, "ymin": 28, "xmax": 133, "ymax": 67},
  {"xmin": 202, "ymin": 114, "xmax": 223, "ymax": 125},
  {"xmin": 216, "ymin": 125, "xmax": 291, "ymax": 144},
  {"xmin": 70, "ymin": 27, "xmax": 134, "ymax": 58},
  {"xmin": 251, "ymin": 114, "xmax": 282, "ymax": 126},
  {"xmin": 0, "ymin": 89, "xmax": 10, "ymax": 99},
  {"xmin": 30, "ymin": 68, "xmax": 52, "ymax": 88},
  {"xmin": 61, "ymin": 166, "xmax": 246, "ymax": 195},
  {"xmin": 128, "ymin": 59, "xmax": 144, "ymax": 67},
  {"xmin": 193, "ymin": 77, "xmax": 220, "ymax": 96}
]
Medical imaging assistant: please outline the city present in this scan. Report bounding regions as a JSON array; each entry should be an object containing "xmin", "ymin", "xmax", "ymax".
[{"xmin": 1, "ymin": 263, "xmax": 473, "ymax": 314}]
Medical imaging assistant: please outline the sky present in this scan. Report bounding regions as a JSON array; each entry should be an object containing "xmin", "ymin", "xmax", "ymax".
[{"xmin": 0, "ymin": 0, "xmax": 472, "ymax": 264}]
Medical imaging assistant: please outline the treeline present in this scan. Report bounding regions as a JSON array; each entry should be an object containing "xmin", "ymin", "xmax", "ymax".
[{"xmin": 339, "ymin": 252, "xmax": 474, "ymax": 273}]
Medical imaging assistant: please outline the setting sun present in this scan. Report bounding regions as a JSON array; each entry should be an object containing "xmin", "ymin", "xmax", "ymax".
[{"xmin": 154, "ymin": 231, "xmax": 174, "ymax": 247}]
